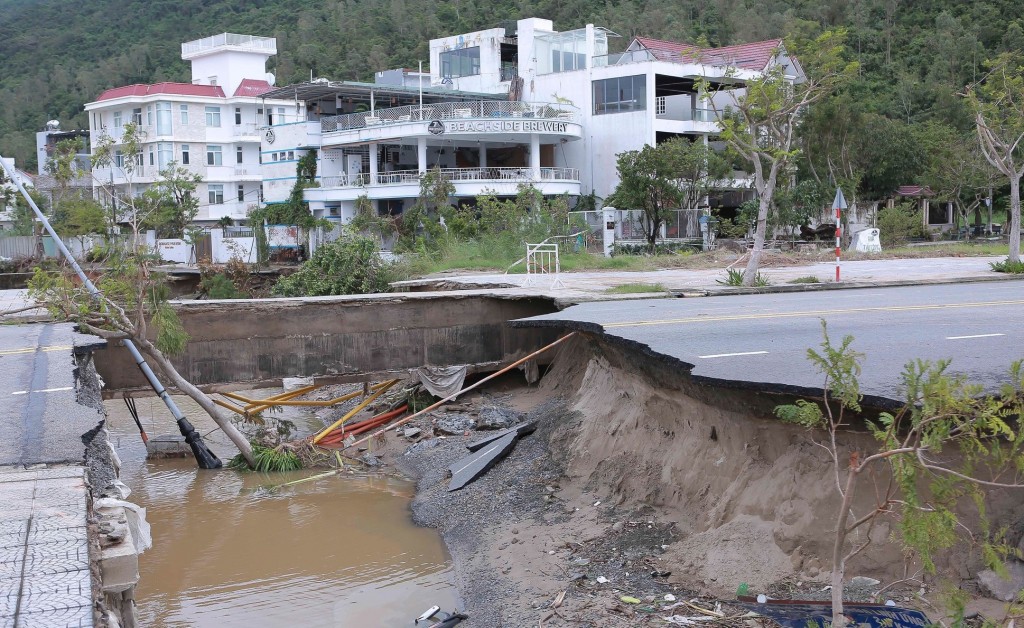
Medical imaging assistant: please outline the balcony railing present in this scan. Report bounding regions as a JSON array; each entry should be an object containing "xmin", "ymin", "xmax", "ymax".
[
  {"xmin": 322, "ymin": 101, "xmax": 580, "ymax": 133},
  {"xmin": 232, "ymin": 123, "xmax": 260, "ymax": 137},
  {"xmin": 653, "ymin": 98, "xmax": 716, "ymax": 122},
  {"xmin": 321, "ymin": 167, "xmax": 580, "ymax": 188},
  {"xmin": 182, "ymin": 34, "xmax": 276, "ymax": 56},
  {"xmin": 592, "ymin": 49, "xmax": 657, "ymax": 67}
]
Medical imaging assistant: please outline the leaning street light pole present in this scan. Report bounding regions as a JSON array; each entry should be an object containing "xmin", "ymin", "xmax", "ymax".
[
  {"xmin": 0, "ymin": 155, "xmax": 222, "ymax": 469},
  {"xmin": 832, "ymin": 187, "xmax": 848, "ymax": 282}
]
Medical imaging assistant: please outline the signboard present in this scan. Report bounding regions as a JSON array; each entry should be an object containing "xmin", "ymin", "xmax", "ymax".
[
  {"xmin": 428, "ymin": 119, "xmax": 445, "ymax": 135},
  {"xmin": 266, "ymin": 224, "xmax": 300, "ymax": 250},
  {"xmin": 444, "ymin": 120, "xmax": 569, "ymax": 134},
  {"xmin": 735, "ymin": 598, "xmax": 929, "ymax": 628}
]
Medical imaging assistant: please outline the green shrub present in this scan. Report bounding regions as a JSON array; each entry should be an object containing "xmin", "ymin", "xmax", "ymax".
[
  {"xmin": 228, "ymin": 445, "xmax": 302, "ymax": 472},
  {"xmin": 200, "ymin": 273, "xmax": 243, "ymax": 299},
  {"xmin": 877, "ymin": 202, "xmax": 925, "ymax": 247},
  {"xmin": 613, "ymin": 241, "xmax": 697, "ymax": 256},
  {"xmin": 271, "ymin": 233, "xmax": 401, "ymax": 296},
  {"xmin": 990, "ymin": 258, "xmax": 1024, "ymax": 273},
  {"xmin": 718, "ymin": 268, "xmax": 770, "ymax": 287}
]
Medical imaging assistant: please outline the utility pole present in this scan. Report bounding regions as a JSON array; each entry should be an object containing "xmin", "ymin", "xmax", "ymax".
[
  {"xmin": 833, "ymin": 187, "xmax": 847, "ymax": 282},
  {"xmin": 0, "ymin": 154, "xmax": 222, "ymax": 469}
]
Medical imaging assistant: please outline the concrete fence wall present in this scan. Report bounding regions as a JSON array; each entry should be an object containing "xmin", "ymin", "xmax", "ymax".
[{"xmin": 94, "ymin": 293, "xmax": 561, "ymax": 392}]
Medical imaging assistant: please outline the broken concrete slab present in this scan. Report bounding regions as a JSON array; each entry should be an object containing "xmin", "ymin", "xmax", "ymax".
[
  {"xmin": 978, "ymin": 561, "xmax": 1024, "ymax": 601},
  {"xmin": 465, "ymin": 421, "xmax": 537, "ymax": 452},
  {"xmin": 448, "ymin": 432, "xmax": 518, "ymax": 491},
  {"xmin": 435, "ymin": 413, "xmax": 476, "ymax": 435}
]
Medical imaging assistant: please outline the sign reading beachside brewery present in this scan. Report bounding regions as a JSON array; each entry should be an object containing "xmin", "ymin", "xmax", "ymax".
[{"xmin": 443, "ymin": 120, "xmax": 570, "ymax": 134}]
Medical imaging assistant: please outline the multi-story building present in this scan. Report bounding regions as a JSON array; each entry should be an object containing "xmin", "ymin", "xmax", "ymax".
[
  {"xmin": 33, "ymin": 121, "xmax": 93, "ymax": 210},
  {"xmin": 0, "ymin": 157, "xmax": 34, "ymax": 232},
  {"xmin": 256, "ymin": 17, "xmax": 799, "ymax": 231},
  {"xmin": 85, "ymin": 34, "xmax": 294, "ymax": 224}
]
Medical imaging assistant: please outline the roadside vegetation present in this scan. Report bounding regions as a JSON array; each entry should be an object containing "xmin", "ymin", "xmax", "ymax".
[
  {"xmin": 603, "ymin": 282, "xmax": 667, "ymax": 294},
  {"xmin": 776, "ymin": 323, "xmax": 1024, "ymax": 626}
]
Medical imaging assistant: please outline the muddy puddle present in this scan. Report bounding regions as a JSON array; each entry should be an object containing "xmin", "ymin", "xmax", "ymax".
[{"xmin": 103, "ymin": 391, "xmax": 457, "ymax": 627}]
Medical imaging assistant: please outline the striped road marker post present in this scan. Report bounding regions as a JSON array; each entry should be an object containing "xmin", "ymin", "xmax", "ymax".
[{"xmin": 832, "ymin": 187, "xmax": 848, "ymax": 282}]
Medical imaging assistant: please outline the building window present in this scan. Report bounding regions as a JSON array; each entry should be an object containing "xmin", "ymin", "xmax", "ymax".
[
  {"xmin": 148, "ymin": 146, "xmax": 155, "ymax": 166},
  {"xmin": 236, "ymin": 146, "xmax": 243, "ymax": 164},
  {"xmin": 593, "ymin": 75, "xmax": 647, "ymax": 115},
  {"xmin": 113, "ymin": 111, "xmax": 123, "ymax": 129},
  {"xmin": 208, "ymin": 184, "xmax": 224, "ymax": 204},
  {"xmin": 181, "ymin": 144, "xmax": 190, "ymax": 165},
  {"xmin": 207, "ymin": 145, "xmax": 223, "ymax": 166},
  {"xmin": 158, "ymin": 143, "xmax": 173, "ymax": 169},
  {"xmin": 146, "ymin": 105, "xmax": 154, "ymax": 126},
  {"xmin": 114, "ymin": 150, "xmax": 124, "ymax": 168},
  {"xmin": 132, "ymin": 108, "xmax": 142, "ymax": 125},
  {"xmin": 180, "ymin": 104, "xmax": 189, "ymax": 125},
  {"xmin": 235, "ymin": 107, "xmax": 242, "ymax": 125},
  {"xmin": 288, "ymin": 150, "xmax": 294, "ymax": 160},
  {"xmin": 134, "ymin": 152, "xmax": 143, "ymax": 167},
  {"xmin": 156, "ymin": 102, "xmax": 172, "ymax": 134},
  {"xmin": 655, "ymin": 96, "xmax": 666, "ymax": 115},
  {"xmin": 205, "ymin": 106, "xmax": 221, "ymax": 127},
  {"xmin": 237, "ymin": 184, "xmax": 245, "ymax": 202},
  {"xmin": 440, "ymin": 46, "xmax": 481, "ymax": 78}
]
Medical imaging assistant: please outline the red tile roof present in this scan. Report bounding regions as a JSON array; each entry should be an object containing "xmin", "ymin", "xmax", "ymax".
[
  {"xmin": 93, "ymin": 82, "xmax": 226, "ymax": 101},
  {"xmin": 633, "ymin": 37, "xmax": 784, "ymax": 71},
  {"xmin": 897, "ymin": 185, "xmax": 934, "ymax": 197},
  {"xmin": 633, "ymin": 37, "xmax": 701, "ymax": 62},
  {"xmin": 233, "ymin": 78, "xmax": 273, "ymax": 97}
]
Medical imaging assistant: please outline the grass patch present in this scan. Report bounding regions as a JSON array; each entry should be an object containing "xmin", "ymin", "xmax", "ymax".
[
  {"xmin": 990, "ymin": 258, "xmax": 1024, "ymax": 273},
  {"xmin": 788, "ymin": 275, "xmax": 822, "ymax": 284},
  {"xmin": 717, "ymin": 268, "xmax": 771, "ymax": 287},
  {"xmin": 604, "ymin": 282, "xmax": 667, "ymax": 294},
  {"xmin": 228, "ymin": 445, "xmax": 302, "ymax": 472}
]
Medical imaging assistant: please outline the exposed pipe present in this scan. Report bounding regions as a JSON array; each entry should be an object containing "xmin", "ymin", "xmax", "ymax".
[
  {"xmin": 0, "ymin": 154, "xmax": 222, "ymax": 469},
  {"xmin": 341, "ymin": 332, "xmax": 577, "ymax": 451}
]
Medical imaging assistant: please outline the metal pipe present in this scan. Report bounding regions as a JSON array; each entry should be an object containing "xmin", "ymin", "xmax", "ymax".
[{"xmin": 0, "ymin": 154, "xmax": 222, "ymax": 469}]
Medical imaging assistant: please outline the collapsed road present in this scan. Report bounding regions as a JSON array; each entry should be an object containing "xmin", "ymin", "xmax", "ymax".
[{"xmin": 511, "ymin": 280, "xmax": 1024, "ymax": 405}]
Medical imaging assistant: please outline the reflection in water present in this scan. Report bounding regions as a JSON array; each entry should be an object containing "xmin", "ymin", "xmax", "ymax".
[{"xmin": 104, "ymin": 393, "xmax": 457, "ymax": 627}]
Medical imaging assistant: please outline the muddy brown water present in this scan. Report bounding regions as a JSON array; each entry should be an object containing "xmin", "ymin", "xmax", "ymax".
[{"xmin": 103, "ymin": 392, "xmax": 458, "ymax": 627}]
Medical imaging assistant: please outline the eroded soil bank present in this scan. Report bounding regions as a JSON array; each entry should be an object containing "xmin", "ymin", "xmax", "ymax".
[{"xmin": 368, "ymin": 333, "xmax": 1015, "ymax": 626}]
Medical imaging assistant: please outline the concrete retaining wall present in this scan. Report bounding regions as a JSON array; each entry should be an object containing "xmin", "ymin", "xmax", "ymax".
[{"xmin": 95, "ymin": 292, "xmax": 561, "ymax": 392}]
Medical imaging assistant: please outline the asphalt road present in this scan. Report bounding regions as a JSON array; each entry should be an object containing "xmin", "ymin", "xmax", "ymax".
[
  {"xmin": 514, "ymin": 280, "xmax": 1024, "ymax": 405},
  {"xmin": 0, "ymin": 323, "xmax": 105, "ymax": 466}
]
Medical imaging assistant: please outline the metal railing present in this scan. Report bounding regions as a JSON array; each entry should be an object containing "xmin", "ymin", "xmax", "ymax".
[
  {"xmin": 182, "ymin": 34, "xmax": 276, "ymax": 55},
  {"xmin": 321, "ymin": 167, "xmax": 580, "ymax": 188},
  {"xmin": 322, "ymin": 101, "xmax": 580, "ymax": 133},
  {"xmin": 232, "ymin": 123, "xmax": 260, "ymax": 137},
  {"xmin": 654, "ymin": 105, "xmax": 716, "ymax": 122},
  {"xmin": 592, "ymin": 49, "xmax": 657, "ymax": 67}
]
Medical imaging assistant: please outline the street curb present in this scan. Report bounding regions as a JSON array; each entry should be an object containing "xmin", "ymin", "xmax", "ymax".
[{"xmin": 672, "ymin": 273, "xmax": 1024, "ymax": 297}]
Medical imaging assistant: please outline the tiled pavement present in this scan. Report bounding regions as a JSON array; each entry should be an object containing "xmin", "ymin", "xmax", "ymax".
[{"xmin": 0, "ymin": 466, "xmax": 92, "ymax": 628}]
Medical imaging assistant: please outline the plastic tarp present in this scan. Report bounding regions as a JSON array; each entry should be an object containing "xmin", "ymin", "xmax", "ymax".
[{"xmin": 417, "ymin": 365, "xmax": 467, "ymax": 398}]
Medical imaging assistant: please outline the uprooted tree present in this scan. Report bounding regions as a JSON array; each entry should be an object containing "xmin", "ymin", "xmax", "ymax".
[
  {"xmin": 775, "ymin": 322, "xmax": 1024, "ymax": 626},
  {"xmin": 701, "ymin": 29, "xmax": 858, "ymax": 285}
]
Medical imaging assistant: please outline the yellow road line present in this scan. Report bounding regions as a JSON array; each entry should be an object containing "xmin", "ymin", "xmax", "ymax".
[
  {"xmin": 602, "ymin": 299, "xmax": 1024, "ymax": 329},
  {"xmin": 0, "ymin": 344, "xmax": 72, "ymax": 357}
]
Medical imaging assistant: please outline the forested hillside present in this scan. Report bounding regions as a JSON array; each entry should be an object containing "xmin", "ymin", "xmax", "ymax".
[{"xmin": 2, "ymin": 0, "xmax": 1023, "ymax": 197}]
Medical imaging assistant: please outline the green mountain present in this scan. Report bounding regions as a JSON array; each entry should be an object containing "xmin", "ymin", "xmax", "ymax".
[{"xmin": 2, "ymin": 0, "xmax": 1022, "ymax": 177}]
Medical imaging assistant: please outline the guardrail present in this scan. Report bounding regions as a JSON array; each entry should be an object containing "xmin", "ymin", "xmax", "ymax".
[
  {"xmin": 322, "ymin": 101, "xmax": 580, "ymax": 133},
  {"xmin": 321, "ymin": 167, "xmax": 580, "ymax": 188}
]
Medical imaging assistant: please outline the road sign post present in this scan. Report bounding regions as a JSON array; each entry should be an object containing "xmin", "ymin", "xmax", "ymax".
[{"xmin": 833, "ymin": 187, "xmax": 848, "ymax": 282}]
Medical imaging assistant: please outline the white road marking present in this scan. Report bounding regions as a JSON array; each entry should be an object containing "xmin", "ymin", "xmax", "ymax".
[
  {"xmin": 697, "ymin": 351, "xmax": 769, "ymax": 359},
  {"xmin": 11, "ymin": 386, "xmax": 73, "ymax": 396},
  {"xmin": 945, "ymin": 333, "xmax": 1005, "ymax": 340}
]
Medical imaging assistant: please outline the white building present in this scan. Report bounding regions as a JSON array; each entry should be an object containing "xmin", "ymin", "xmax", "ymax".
[
  {"xmin": 256, "ymin": 17, "xmax": 799, "ymax": 231},
  {"xmin": 84, "ymin": 33, "xmax": 294, "ymax": 224},
  {"xmin": 0, "ymin": 157, "xmax": 34, "ymax": 231}
]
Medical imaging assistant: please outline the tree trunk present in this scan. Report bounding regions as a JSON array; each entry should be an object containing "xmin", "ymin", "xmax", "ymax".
[
  {"xmin": 831, "ymin": 468, "xmax": 859, "ymax": 628},
  {"xmin": 138, "ymin": 338, "xmax": 255, "ymax": 467},
  {"xmin": 743, "ymin": 194, "xmax": 772, "ymax": 285},
  {"xmin": 1009, "ymin": 174, "xmax": 1021, "ymax": 263}
]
